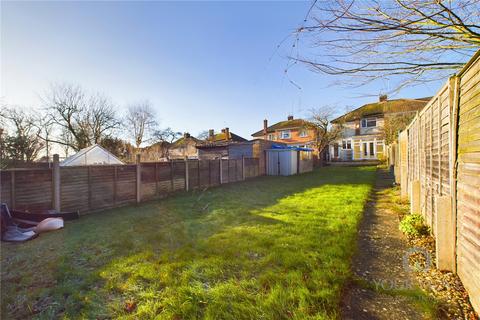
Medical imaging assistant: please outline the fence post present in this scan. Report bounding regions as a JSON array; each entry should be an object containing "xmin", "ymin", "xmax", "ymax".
[
  {"xmin": 435, "ymin": 195, "xmax": 455, "ymax": 271},
  {"xmin": 10, "ymin": 171, "xmax": 16, "ymax": 209},
  {"xmin": 136, "ymin": 154, "xmax": 141, "ymax": 203},
  {"xmin": 185, "ymin": 157, "xmax": 189, "ymax": 191},
  {"xmin": 113, "ymin": 166, "xmax": 118, "ymax": 206},
  {"xmin": 219, "ymin": 158, "xmax": 223, "ymax": 184},
  {"xmin": 242, "ymin": 156, "xmax": 246, "ymax": 180},
  {"xmin": 411, "ymin": 180, "xmax": 420, "ymax": 214},
  {"xmin": 52, "ymin": 154, "xmax": 61, "ymax": 211}
]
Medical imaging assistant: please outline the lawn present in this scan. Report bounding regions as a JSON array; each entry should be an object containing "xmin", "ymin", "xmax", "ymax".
[{"xmin": 1, "ymin": 166, "xmax": 376, "ymax": 319}]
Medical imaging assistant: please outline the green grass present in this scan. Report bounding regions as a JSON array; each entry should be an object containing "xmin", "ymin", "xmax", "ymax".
[{"xmin": 1, "ymin": 166, "xmax": 376, "ymax": 319}]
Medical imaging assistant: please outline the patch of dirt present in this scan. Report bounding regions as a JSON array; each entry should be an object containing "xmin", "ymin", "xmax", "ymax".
[{"xmin": 405, "ymin": 232, "xmax": 478, "ymax": 319}]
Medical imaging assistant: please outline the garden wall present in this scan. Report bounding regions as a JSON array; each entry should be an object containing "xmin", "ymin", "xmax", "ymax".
[
  {"xmin": 392, "ymin": 49, "xmax": 480, "ymax": 313},
  {"xmin": 0, "ymin": 157, "xmax": 260, "ymax": 214}
]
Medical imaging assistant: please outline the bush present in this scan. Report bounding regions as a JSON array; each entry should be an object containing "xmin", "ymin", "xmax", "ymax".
[{"xmin": 399, "ymin": 214, "xmax": 430, "ymax": 238}]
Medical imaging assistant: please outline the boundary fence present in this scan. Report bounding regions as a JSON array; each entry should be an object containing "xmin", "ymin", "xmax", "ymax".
[
  {"xmin": 0, "ymin": 157, "xmax": 260, "ymax": 214},
  {"xmin": 391, "ymin": 50, "xmax": 480, "ymax": 313}
]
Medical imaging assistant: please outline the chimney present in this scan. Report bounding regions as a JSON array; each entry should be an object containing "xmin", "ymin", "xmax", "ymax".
[
  {"xmin": 225, "ymin": 127, "xmax": 230, "ymax": 140},
  {"xmin": 208, "ymin": 129, "xmax": 214, "ymax": 139},
  {"xmin": 287, "ymin": 115, "xmax": 294, "ymax": 121},
  {"xmin": 263, "ymin": 119, "xmax": 268, "ymax": 135},
  {"xmin": 184, "ymin": 132, "xmax": 190, "ymax": 138},
  {"xmin": 379, "ymin": 94, "xmax": 388, "ymax": 102}
]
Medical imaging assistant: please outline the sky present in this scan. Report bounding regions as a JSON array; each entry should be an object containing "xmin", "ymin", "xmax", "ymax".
[{"xmin": 1, "ymin": 1, "xmax": 445, "ymax": 142}]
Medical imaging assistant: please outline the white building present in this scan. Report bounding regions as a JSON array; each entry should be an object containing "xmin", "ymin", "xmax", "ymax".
[
  {"xmin": 60, "ymin": 145, "xmax": 124, "ymax": 166},
  {"xmin": 329, "ymin": 95, "xmax": 431, "ymax": 161}
]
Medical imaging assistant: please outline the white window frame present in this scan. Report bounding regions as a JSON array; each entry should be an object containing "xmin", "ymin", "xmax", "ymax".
[
  {"xmin": 279, "ymin": 130, "xmax": 291, "ymax": 139},
  {"xmin": 342, "ymin": 139, "xmax": 352, "ymax": 150},
  {"xmin": 299, "ymin": 129, "xmax": 308, "ymax": 138},
  {"xmin": 268, "ymin": 134, "xmax": 276, "ymax": 141},
  {"xmin": 361, "ymin": 117, "xmax": 377, "ymax": 128}
]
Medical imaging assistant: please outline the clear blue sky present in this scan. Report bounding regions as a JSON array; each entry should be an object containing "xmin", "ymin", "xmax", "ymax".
[{"xmin": 1, "ymin": 1, "xmax": 444, "ymax": 140}]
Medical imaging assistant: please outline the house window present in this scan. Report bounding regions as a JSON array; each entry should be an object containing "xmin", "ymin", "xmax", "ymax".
[
  {"xmin": 361, "ymin": 118, "xmax": 376, "ymax": 128},
  {"xmin": 342, "ymin": 140, "xmax": 351, "ymax": 150},
  {"xmin": 279, "ymin": 130, "xmax": 291, "ymax": 139},
  {"xmin": 369, "ymin": 142, "xmax": 375, "ymax": 155},
  {"xmin": 268, "ymin": 134, "xmax": 276, "ymax": 141},
  {"xmin": 363, "ymin": 143, "xmax": 368, "ymax": 156},
  {"xmin": 299, "ymin": 129, "xmax": 308, "ymax": 137}
]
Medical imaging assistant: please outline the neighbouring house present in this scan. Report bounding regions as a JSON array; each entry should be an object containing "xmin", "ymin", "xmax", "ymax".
[
  {"xmin": 251, "ymin": 115, "xmax": 317, "ymax": 149},
  {"xmin": 168, "ymin": 133, "xmax": 202, "ymax": 159},
  {"xmin": 251, "ymin": 116, "xmax": 323, "ymax": 165},
  {"xmin": 329, "ymin": 95, "xmax": 431, "ymax": 162},
  {"xmin": 196, "ymin": 128, "xmax": 249, "ymax": 160},
  {"xmin": 60, "ymin": 144, "xmax": 124, "ymax": 166}
]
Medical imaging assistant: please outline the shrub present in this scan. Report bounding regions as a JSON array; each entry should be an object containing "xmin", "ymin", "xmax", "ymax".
[{"xmin": 399, "ymin": 214, "xmax": 430, "ymax": 238}]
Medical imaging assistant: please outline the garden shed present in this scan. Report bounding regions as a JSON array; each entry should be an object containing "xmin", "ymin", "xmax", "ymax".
[
  {"xmin": 60, "ymin": 145, "xmax": 124, "ymax": 166},
  {"xmin": 266, "ymin": 146, "xmax": 313, "ymax": 176}
]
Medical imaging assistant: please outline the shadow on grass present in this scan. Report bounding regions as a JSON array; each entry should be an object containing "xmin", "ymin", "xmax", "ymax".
[{"xmin": 1, "ymin": 166, "xmax": 376, "ymax": 320}]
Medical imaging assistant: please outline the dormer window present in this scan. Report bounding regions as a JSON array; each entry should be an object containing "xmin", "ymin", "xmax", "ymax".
[
  {"xmin": 299, "ymin": 129, "xmax": 308, "ymax": 137},
  {"xmin": 361, "ymin": 118, "xmax": 376, "ymax": 128},
  {"xmin": 279, "ymin": 130, "xmax": 291, "ymax": 139}
]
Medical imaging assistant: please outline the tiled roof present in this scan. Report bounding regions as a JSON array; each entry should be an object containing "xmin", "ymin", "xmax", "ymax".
[
  {"xmin": 251, "ymin": 119, "xmax": 312, "ymax": 137},
  {"xmin": 207, "ymin": 132, "xmax": 247, "ymax": 143},
  {"xmin": 171, "ymin": 136, "xmax": 202, "ymax": 147},
  {"xmin": 331, "ymin": 97, "xmax": 432, "ymax": 123}
]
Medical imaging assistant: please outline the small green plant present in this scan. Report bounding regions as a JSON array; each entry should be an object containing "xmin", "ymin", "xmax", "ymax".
[{"xmin": 399, "ymin": 214, "xmax": 430, "ymax": 238}]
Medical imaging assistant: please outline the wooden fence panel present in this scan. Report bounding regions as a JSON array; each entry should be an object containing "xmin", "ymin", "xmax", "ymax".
[
  {"xmin": 157, "ymin": 162, "xmax": 173, "ymax": 194},
  {"xmin": 199, "ymin": 160, "xmax": 210, "ymax": 187},
  {"xmin": 89, "ymin": 166, "xmax": 115, "ymax": 211},
  {"xmin": 172, "ymin": 161, "xmax": 186, "ymax": 191},
  {"xmin": 210, "ymin": 160, "xmax": 220, "ymax": 186},
  {"xmin": 221, "ymin": 160, "xmax": 229, "ymax": 183},
  {"xmin": 14, "ymin": 169, "xmax": 52, "ymax": 211},
  {"xmin": 116, "ymin": 165, "xmax": 137, "ymax": 206},
  {"xmin": 0, "ymin": 171, "xmax": 12, "ymax": 208},
  {"xmin": 141, "ymin": 163, "xmax": 157, "ymax": 200},
  {"xmin": 61, "ymin": 167, "xmax": 89, "ymax": 212},
  {"xmin": 456, "ymin": 51, "xmax": 480, "ymax": 313}
]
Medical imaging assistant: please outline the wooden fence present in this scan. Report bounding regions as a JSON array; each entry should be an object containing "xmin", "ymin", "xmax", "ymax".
[
  {"xmin": 0, "ymin": 157, "xmax": 260, "ymax": 214},
  {"xmin": 392, "ymin": 49, "xmax": 480, "ymax": 313}
]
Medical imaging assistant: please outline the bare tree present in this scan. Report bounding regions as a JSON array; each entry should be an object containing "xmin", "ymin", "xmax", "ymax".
[
  {"xmin": 292, "ymin": 0, "xmax": 480, "ymax": 91},
  {"xmin": 196, "ymin": 130, "xmax": 210, "ymax": 140},
  {"xmin": 152, "ymin": 127, "xmax": 181, "ymax": 158},
  {"xmin": 43, "ymin": 83, "xmax": 120, "ymax": 151},
  {"xmin": 125, "ymin": 101, "xmax": 158, "ymax": 148},
  {"xmin": 0, "ymin": 107, "xmax": 45, "ymax": 163},
  {"xmin": 382, "ymin": 113, "xmax": 417, "ymax": 145},
  {"xmin": 306, "ymin": 106, "xmax": 344, "ymax": 155}
]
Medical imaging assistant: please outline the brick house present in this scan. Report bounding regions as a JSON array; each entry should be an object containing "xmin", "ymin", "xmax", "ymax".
[{"xmin": 251, "ymin": 116, "xmax": 317, "ymax": 149}]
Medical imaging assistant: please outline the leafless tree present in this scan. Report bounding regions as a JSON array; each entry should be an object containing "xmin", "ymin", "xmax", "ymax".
[
  {"xmin": 152, "ymin": 127, "xmax": 182, "ymax": 158},
  {"xmin": 292, "ymin": 0, "xmax": 480, "ymax": 91},
  {"xmin": 43, "ymin": 83, "xmax": 120, "ymax": 151},
  {"xmin": 382, "ymin": 113, "xmax": 417, "ymax": 145},
  {"xmin": 306, "ymin": 106, "xmax": 344, "ymax": 155},
  {"xmin": 0, "ymin": 107, "xmax": 45, "ymax": 162},
  {"xmin": 196, "ymin": 130, "xmax": 210, "ymax": 140},
  {"xmin": 125, "ymin": 101, "xmax": 158, "ymax": 148}
]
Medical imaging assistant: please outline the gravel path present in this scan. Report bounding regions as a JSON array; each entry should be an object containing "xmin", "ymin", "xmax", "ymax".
[{"xmin": 341, "ymin": 168, "xmax": 425, "ymax": 320}]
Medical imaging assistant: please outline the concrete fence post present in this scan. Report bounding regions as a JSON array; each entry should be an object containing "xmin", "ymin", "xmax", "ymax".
[
  {"xmin": 411, "ymin": 180, "xmax": 420, "ymax": 214},
  {"xmin": 219, "ymin": 158, "xmax": 223, "ymax": 184},
  {"xmin": 435, "ymin": 195, "xmax": 455, "ymax": 271},
  {"xmin": 185, "ymin": 157, "xmax": 189, "ymax": 191},
  {"xmin": 52, "ymin": 154, "xmax": 61, "ymax": 211},
  {"xmin": 136, "ymin": 154, "xmax": 141, "ymax": 203}
]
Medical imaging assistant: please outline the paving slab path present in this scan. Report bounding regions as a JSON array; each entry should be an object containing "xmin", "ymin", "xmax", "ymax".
[{"xmin": 341, "ymin": 168, "xmax": 425, "ymax": 320}]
